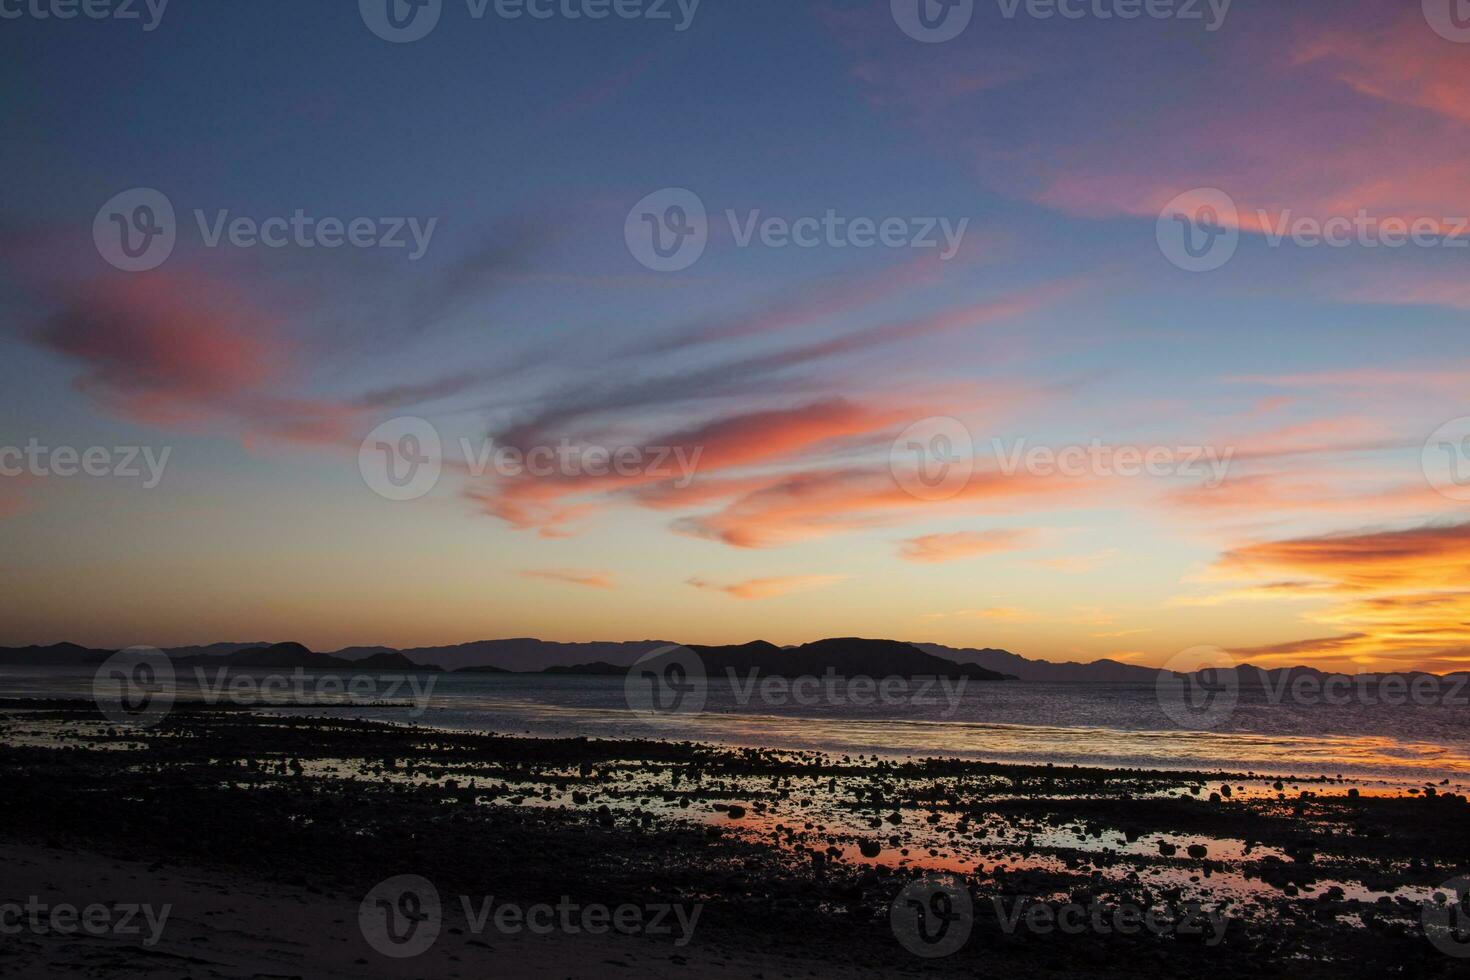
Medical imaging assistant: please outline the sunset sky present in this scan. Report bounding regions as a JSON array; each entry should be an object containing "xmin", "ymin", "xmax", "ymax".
[{"xmin": 2, "ymin": 1, "xmax": 1468, "ymax": 671}]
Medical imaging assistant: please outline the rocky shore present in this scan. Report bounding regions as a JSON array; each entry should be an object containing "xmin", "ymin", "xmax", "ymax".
[{"xmin": 1, "ymin": 701, "xmax": 1468, "ymax": 978}]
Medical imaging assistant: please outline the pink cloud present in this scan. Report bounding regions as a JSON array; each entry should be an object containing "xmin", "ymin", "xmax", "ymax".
[
  {"xmin": 831, "ymin": 4, "xmax": 1470, "ymax": 240},
  {"xmin": 31, "ymin": 272, "xmax": 364, "ymax": 448},
  {"xmin": 677, "ymin": 465, "xmax": 1094, "ymax": 549}
]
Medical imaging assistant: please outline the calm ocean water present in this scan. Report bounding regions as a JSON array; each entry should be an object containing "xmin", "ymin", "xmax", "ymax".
[{"xmin": 5, "ymin": 667, "xmax": 1469, "ymax": 788}]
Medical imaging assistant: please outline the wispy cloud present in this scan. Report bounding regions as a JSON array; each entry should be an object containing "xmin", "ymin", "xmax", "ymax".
[
  {"xmin": 898, "ymin": 529, "xmax": 1034, "ymax": 563},
  {"xmin": 1032, "ymin": 550, "xmax": 1116, "ymax": 574},
  {"xmin": 1207, "ymin": 521, "xmax": 1470, "ymax": 670},
  {"xmin": 686, "ymin": 574, "xmax": 847, "ymax": 600},
  {"xmin": 520, "ymin": 569, "xmax": 615, "ymax": 589}
]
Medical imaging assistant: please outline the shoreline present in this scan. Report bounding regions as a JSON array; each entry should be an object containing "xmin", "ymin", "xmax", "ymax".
[{"xmin": 3, "ymin": 702, "xmax": 1470, "ymax": 976}]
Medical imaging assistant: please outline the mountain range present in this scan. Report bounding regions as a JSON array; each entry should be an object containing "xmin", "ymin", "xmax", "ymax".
[
  {"xmin": 2, "ymin": 638, "xmax": 1465, "ymax": 682},
  {"xmin": 0, "ymin": 638, "xmax": 1008, "ymax": 680}
]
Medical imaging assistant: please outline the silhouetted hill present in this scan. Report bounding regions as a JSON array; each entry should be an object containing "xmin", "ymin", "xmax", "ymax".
[
  {"xmin": 173, "ymin": 643, "xmax": 438, "ymax": 673},
  {"xmin": 917, "ymin": 643, "xmax": 1159, "ymax": 682},
  {"xmin": 330, "ymin": 638, "xmax": 674, "ymax": 672},
  {"xmin": 6, "ymin": 638, "xmax": 1468, "ymax": 684},
  {"xmin": 163, "ymin": 642, "xmax": 273, "ymax": 659},
  {"xmin": 556, "ymin": 638, "xmax": 1014, "ymax": 680},
  {"xmin": 0, "ymin": 643, "xmax": 102, "ymax": 666}
]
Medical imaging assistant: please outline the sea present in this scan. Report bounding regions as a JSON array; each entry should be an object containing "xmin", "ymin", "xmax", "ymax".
[{"xmin": 4, "ymin": 666, "xmax": 1469, "ymax": 791}]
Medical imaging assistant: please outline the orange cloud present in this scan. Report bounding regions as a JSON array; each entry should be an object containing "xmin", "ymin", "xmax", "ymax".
[
  {"xmin": 1171, "ymin": 473, "xmax": 1444, "ymax": 519},
  {"xmin": 677, "ymin": 466, "xmax": 1093, "ymax": 549},
  {"xmin": 471, "ymin": 396, "xmax": 933, "ymax": 537},
  {"xmin": 686, "ymin": 574, "xmax": 847, "ymax": 600},
  {"xmin": 898, "ymin": 529, "xmax": 1034, "ymax": 563},
  {"xmin": 1207, "ymin": 522, "xmax": 1470, "ymax": 671},
  {"xmin": 1216, "ymin": 522, "xmax": 1470, "ymax": 592}
]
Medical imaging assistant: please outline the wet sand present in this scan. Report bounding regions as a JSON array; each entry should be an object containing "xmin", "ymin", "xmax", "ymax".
[{"xmin": 3, "ymin": 701, "xmax": 1469, "ymax": 978}]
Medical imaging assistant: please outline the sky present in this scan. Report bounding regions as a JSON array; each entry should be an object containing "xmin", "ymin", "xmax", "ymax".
[{"xmin": 2, "ymin": 0, "xmax": 1469, "ymax": 671}]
